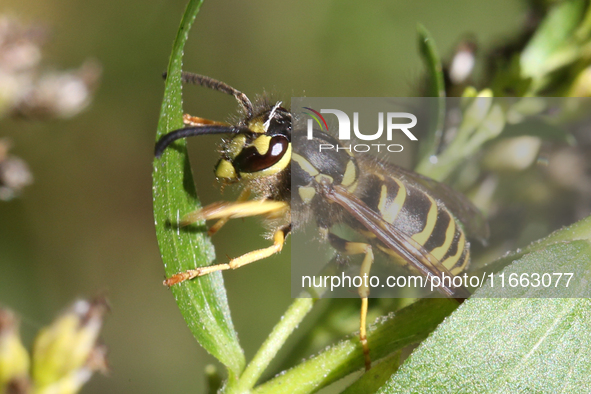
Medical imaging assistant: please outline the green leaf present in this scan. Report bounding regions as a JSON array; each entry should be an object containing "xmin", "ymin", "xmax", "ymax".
[
  {"xmin": 474, "ymin": 212, "xmax": 591, "ymax": 276},
  {"xmin": 416, "ymin": 24, "xmax": 446, "ymax": 165},
  {"xmin": 340, "ymin": 352, "xmax": 400, "ymax": 394},
  {"xmin": 521, "ymin": 0, "xmax": 586, "ymax": 88},
  {"xmin": 474, "ymin": 241, "xmax": 591, "ymax": 298},
  {"xmin": 235, "ymin": 297, "xmax": 316, "ymax": 392},
  {"xmin": 152, "ymin": 0, "xmax": 245, "ymax": 380},
  {"xmin": 379, "ymin": 299, "xmax": 591, "ymax": 393},
  {"xmin": 379, "ymin": 301, "xmax": 591, "ymax": 391},
  {"xmin": 254, "ymin": 298, "xmax": 459, "ymax": 394},
  {"xmin": 378, "ymin": 238, "xmax": 591, "ymax": 392}
]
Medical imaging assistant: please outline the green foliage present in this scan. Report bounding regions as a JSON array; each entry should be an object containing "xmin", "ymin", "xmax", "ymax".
[
  {"xmin": 416, "ymin": 92, "xmax": 505, "ymax": 181},
  {"xmin": 153, "ymin": 1, "xmax": 591, "ymax": 393},
  {"xmin": 521, "ymin": 0, "xmax": 587, "ymax": 92},
  {"xmin": 340, "ymin": 352, "xmax": 400, "ymax": 394},
  {"xmin": 234, "ymin": 298, "xmax": 315, "ymax": 392},
  {"xmin": 152, "ymin": 0, "xmax": 245, "ymax": 381},
  {"xmin": 377, "ymin": 215, "xmax": 591, "ymax": 393},
  {"xmin": 494, "ymin": 0, "xmax": 591, "ymax": 96},
  {"xmin": 416, "ymin": 24, "xmax": 446, "ymax": 164},
  {"xmin": 254, "ymin": 299, "xmax": 458, "ymax": 394},
  {"xmin": 379, "ymin": 297, "xmax": 591, "ymax": 393}
]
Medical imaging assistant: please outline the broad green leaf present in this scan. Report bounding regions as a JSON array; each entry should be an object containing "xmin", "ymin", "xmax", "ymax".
[
  {"xmin": 152, "ymin": 0, "xmax": 245, "ymax": 379},
  {"xmin": 474, "ymin": 213, "xmax": 591, "ymax": 276},
  {"xmin": 475, "ymin": 240, "xmax": 591, "ymax": 298},
  {"xmin": 378, "ymin": 240, "xmax": 591, "ymax": 393},
  {"xmin": 254, "ymin": 298, "xmax": 459, "ymax": 394}
]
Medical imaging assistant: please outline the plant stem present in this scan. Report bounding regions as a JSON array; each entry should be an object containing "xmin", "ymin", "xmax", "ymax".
[
  {"xmin": 232, "ymin": 297, "xmax": 317, "ymax": 393},
  {"xmin": 253, "ymin": 298, "xmax": 458, "ymax": 394}
]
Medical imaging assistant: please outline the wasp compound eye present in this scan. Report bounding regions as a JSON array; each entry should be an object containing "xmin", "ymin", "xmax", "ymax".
[{"xmin": 233, "ymin": 135, "xmax": 289, "ymax": 173}]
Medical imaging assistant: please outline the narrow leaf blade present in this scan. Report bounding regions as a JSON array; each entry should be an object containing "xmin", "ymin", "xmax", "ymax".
[
  {"xmin": 152, "ymin": 0, "xmax": 245, "ymax": 378},
  {"xmin": 416, "ymin": 24, "xmax": 446, "ymax": 165}
]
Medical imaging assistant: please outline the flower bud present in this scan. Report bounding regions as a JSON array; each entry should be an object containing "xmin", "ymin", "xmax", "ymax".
[
  {"xmin": 31, "ymin": 298, "xmax": 108, "ymax": 394},
  {"xmin": 0, "ymin": 308, "xmax": 30, "ymax": 392}
]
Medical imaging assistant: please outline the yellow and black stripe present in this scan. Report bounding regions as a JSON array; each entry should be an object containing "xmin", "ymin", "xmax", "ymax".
[
  {"xmin": 292, "ymin": 147, "xmax": 471, "ymax": 277},
  {"xmin": 357, "ymin": 172, "xmax": 469, "ymax": 275}
]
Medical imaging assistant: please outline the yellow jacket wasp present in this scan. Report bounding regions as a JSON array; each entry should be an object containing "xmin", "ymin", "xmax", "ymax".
[{"xmin": 155, "ymin": 72, "xmax": 488, "ymax": 370}]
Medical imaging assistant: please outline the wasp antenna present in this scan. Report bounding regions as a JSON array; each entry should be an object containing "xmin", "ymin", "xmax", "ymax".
[
  {"xmin": 161, "ymin": 71, "xmax": 254, "ymax": 117},
  {"xmin": 155, "ymin": 125, "xmax": 242, "ymax": 158},
  {"xmin": 179, "ymin": 72, "xmax": 254, "ymax": 118}
]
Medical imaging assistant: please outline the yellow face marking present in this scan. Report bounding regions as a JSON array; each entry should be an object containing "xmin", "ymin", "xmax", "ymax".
[
  {"xmin": 238, "ymin": 144, "xmax": 292, "ymax": 180},
  {"xmin": 442, "ymin": 231, "xmax": 466, "ymax": 271},
  {"xmin": 248, "ymin": 119, "xmax": 266, "ymax": 134},
  {"xmin": 215, "ymin": 159, "xmax": 237, "ymax": 179},
  {"xmin": 411, "ymin": 194, "xmax": 438, "ymax": 245},
  {"xmin": 226, "ymin": 134, "xmax": 247, "ymax": 159},
  {"xmin": 430, "ymin": 213, "xmax": 456, "ymax": 261},
  {"xmin": 298, "ymin": 186, "xmax": 316, "ymax": 204},
  {"xmin": 341, "ymin": 160, "xmax": 357, "ymax": 187},
  {"xmin": 292, "ymin": 153, "xmax": 319, "ymax": 176},
  {"xmin": 380, "ymin": 179, "xmax": 406, "ymax": 224},
  {"xmin": 252, "ymin": 135, "xmax": 272, "ymax": 155}
]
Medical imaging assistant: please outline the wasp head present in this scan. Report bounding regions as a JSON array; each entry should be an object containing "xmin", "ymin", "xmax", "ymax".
[{"xmin": 215, "ymin": 102, "xmax": 291, "ymax": 182}]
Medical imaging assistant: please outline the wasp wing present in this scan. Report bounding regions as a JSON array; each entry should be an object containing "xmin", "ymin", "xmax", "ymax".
[
  {"xmin": 363, "ymin": 157, "xmax": 489, "ymax": 244},
  {"xmin": 325, "ymin": 184, "xmax": 471, "ymax": 299}
]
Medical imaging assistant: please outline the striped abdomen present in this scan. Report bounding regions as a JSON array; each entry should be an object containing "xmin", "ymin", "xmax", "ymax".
[{"xmin": 356, "ymin": 173, "xmax": 469, "ymax": 275}]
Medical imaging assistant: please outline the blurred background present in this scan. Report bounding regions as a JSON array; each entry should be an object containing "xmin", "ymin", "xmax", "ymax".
[{"xmin": 1, "ymin": 0, "xmax": 526, "ymax": 392}]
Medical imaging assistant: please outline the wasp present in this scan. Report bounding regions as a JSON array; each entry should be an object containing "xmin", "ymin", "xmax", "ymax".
[{"xmin": 155, "ymin": 72, "xmax": 489, "ymax": 371}]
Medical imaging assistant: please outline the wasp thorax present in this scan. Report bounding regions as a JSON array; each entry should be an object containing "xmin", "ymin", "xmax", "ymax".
[{"xmin": 292, "ymin": 130, "xmax": 360, "ymax": 199}]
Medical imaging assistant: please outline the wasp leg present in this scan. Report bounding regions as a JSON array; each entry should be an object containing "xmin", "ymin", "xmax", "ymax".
[
  {"xmin": 328, "ymin": 234, "xmax": 374, "ymax": 371},
  {"xmin": 164, "ymin": 225, "xmax": 291, "ymax": 287},
  {"xmin": 208, "ymin": 189, "xmax": 252, "ymax": 236},
  {"xmin": 182, "ymin": 114, "xmax": 230, "ymax": 127},
  {"xmin": 181, "ymin": 200, "xmax": 288, "ymax": 226}
]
